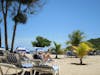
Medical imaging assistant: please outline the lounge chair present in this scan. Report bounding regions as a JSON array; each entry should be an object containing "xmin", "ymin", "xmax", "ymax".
[
  {"xmin": 32, "ymin": 53, "xmax": 59, "ymax": 75},
  {"xmin": 5, "ymin": 53, "xmax": 34, "ymax": 75},
  {"xmin": 0, "ymin": 63, "xmax": 23, "ymax": 75},
  {"xmin": 33, "ymin": 64, "xmax": 59, "ymax": 75},
  {"xmin": 6, "ymin": 53, "xmax": 59, "ymax": 75}
]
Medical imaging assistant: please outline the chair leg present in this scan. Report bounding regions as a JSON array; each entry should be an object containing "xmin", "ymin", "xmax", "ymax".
[
  {"xmin": 21, "ymin": 70, "xmax": 25, "ymax": 75},
  {"xmin": 15, "ymin": 67, "xmax": 18, "ymax": 75},
  {"xmin": 0, "ymin": 66, "xmax": 3, "ymax": 75},
  {"xmin": 33, "ymin": 70, "xmax": 36, "ymax": 75},
  {"xmin": 30, "ymin": 70, "xmax": 32, "ymax": 75},
  {"xmin": 55, "ymin": 70, "xmax": 59, "ymax": 75}
]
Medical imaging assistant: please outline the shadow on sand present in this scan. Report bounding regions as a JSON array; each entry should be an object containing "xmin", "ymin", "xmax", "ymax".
[{"xmin": 71, "ymin": 63, "xmax": 87, "ymax": 65}]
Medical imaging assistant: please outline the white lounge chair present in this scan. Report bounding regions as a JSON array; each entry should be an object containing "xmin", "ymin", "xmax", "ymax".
[
  {"xmin": 0, "ymin": 63, "xmax": 23, "ymax": 75},
  {"xmin": 5, "ymin": 53, "xmax": 34, "ymax": 75}
]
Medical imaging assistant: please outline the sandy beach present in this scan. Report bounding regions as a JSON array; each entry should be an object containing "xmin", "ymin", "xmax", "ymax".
[
  {"xmin": 52, "ymin": 55, "xmax": 100, "ymax": 75},
  {"xmin": 0, "ymin": 55, "xmax": 100, "ymax": 75}
]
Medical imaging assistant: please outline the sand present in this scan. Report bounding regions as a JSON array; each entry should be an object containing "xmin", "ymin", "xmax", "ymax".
[
  {"xmin": 52, "ymin": 55, "xmax": 100, "ymax": 75},
  {"xmin": 0, "ymin": 55, "xmax": 100, "ymax": 75}
]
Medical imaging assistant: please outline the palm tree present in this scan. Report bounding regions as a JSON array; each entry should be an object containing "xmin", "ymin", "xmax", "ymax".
[
  {"xmin": 11, "ymin": 0, "xmax": 42, "ymax": 52},
  {"xmin": 10, "ymin": 0, "xmax": 24, "ymax": 52},
  {"xmin": 67, "ymin": 30, "xmax": 85, "ymax": 46},
  {"xmin": 0, "ymin": 0, "xmax": 9, "ymax": 50},
  {"xmin": 10, "ymin": 0, "xmax": 31, "ymax": 52},
  {"xmin": 73, "ymin": 42, "xmax": 92, "ymax": 65},
  {"xmin": 0, "ymin": 0, "xmax": 44, "ymax": 52},
  {"xmin": 11, "ymin": 12, "xmax": 27, "ymax": 52},
  {"xmin": 53, "ymin": 42, "xmax": 61, "ymax": 59},
  {"xmin": 0, "ymin": 0, "xmax": 15, "ymax": 50}
]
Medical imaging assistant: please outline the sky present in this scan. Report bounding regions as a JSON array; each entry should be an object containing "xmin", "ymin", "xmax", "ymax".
[{"xmin": 1, "ymin": 0, "xmax": 100, "ymax": 51}]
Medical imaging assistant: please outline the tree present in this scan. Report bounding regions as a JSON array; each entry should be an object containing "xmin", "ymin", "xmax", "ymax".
[
  {"xmin": 67, "ymin": 30, "xmax": 85, "ymax": 46},
  {"xmin": 88, "ymin": 38, "xmax": 100, "ymax": 50},
  {"xmin": 53, "ymin": 42, "xmax": 61, "ymax": 59},
  {"xmin": 0, "ymin": 0, "xmax": 10, "ymax": 50},
  {"xmin": 73, "ymin": 42, "xmax": 92, "ymax": 65},
  {"xmin": 0, "ymin": 0, "xmax": 17, "ymax": 50},
  {"xmin": 10, "ymin": 0, "xmax": 27, "ymax": 52},
  {"xmin": 0, "ymin": 0, "xmax": 45, "ymax": 52},
  {"xmin": 66, "ymin": 30, "xmax": 85, "ymax": 56},
  {"xmin": 32, "ymin": 36, "xmax": 51, "ymax": 49},
  {"xmin": 10, "ymin": 0, "xmax": 44, "ymax": 52}
]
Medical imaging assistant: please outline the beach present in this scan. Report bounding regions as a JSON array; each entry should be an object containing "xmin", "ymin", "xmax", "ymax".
[{"xmin": 52, "ymin": 55, "xmax": 100, "ymax": 75}]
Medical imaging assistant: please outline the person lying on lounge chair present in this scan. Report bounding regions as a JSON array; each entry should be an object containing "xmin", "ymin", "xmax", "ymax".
[
  {"xmin": 20, "ymin": 52, "xmax": 29, "ymax": 61},
  {"xmin": 43, "ymin": 51, "xmax": 52, "ymax": 63}
]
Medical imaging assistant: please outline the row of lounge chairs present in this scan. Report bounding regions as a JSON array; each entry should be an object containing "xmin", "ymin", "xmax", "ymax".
[{"xmin": 0, "ymin": 52, "xmax": 59, "ymax": 75}]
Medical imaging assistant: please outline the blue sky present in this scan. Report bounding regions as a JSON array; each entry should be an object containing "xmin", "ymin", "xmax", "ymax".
[{"xmin": 1, "ymin": 0, "xmax": 100, "ymax": 50}]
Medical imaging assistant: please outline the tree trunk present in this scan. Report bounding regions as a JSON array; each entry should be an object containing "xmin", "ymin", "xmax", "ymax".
[
  {"xmin": 0, "ymin": 28, "xmax": 1, "ymax": 47},
  {"xmin": 55, "ymin": 53, "xmax": 58, "ymax": 59},
  {"xmin": 1, "ymin": 0, "xmax": 9, "ymax": 50},
  {"xmin": 80, "ymin": 57, "xmax": 83, "ymax": 65},
  {"xmin": 4, "ymin": 15, "xmax": 8, "ymax": 50},
  {"xmin": 10, "ymin": 0, "xmax": 21, "ymax": 52},
  {"xmin": 11, "ymin": 22, "xmax": 17, "ymax": 52}
]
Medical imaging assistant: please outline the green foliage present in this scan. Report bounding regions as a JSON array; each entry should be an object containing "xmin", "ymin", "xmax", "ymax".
[
  {"xmin": 20, "ymin": 0, "xmax": 44, "ymax": 14},
  {"xmin": 53, "ymin": 42, "xmax": 61, "ymax": 53},
  {"xmin": 75, "ymin": 42, "xmax": 92, "ymax": 58},
  {"xmin": 67, "ymin": 30, "xmax": 85, "ymax": 46},
  {"xmin": 12, "ymin": 0, "xmax": 41, "ymax": 22},
  {"xmin": 16, "ymin": 0, "xmax": 38, "ymax": 4},
  {"xmin": 32, "ymin": 36, "xmax": 51, "ymax": 47},
  {"xmin": 51, "ymin": 47, "xmax": 64, "ymax": 54},
  {"xmin": 53, "ymin": 42, "xmax": 62, "ymax": 58},
  {"xmin": 65, "ymin": 46, "xmax": 72, "ymax": 51},
  {"xmin": 82, "ymin": 41, "xmax": 93, "ymax": 48},
  {"xmin": 57, "ymin": 49, "xmax": 65, "ymax": 54},
  {"xmin": 10, "ymin": 0, "xmax": 45, "ymax": 52},
  {"xmin": 13, "ymin": 12, "xmax": 27, "ymax": 24},
  {"xmin": 88, "ymin": 38, "xmax": 100, "ymax": 50},
  {"xmin": 73, "ymin": 42, "xmax": 92, "ymax": 64}
]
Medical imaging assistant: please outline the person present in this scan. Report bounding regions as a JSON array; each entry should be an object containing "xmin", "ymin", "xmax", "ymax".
[
  {"xmin": 33, "ymin": 51, "xmax": 43, "ymax": 60},
  {"xmin": 20, "ymin": 52, "xmax": 29, "ymax": 61},
  {"xmin": 43, "ymin": 50, "xmax": 52, "ymax": 63},
  {"xmin": 38, "ymin": 51, "xmax": 44, "ymax": 59}
]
